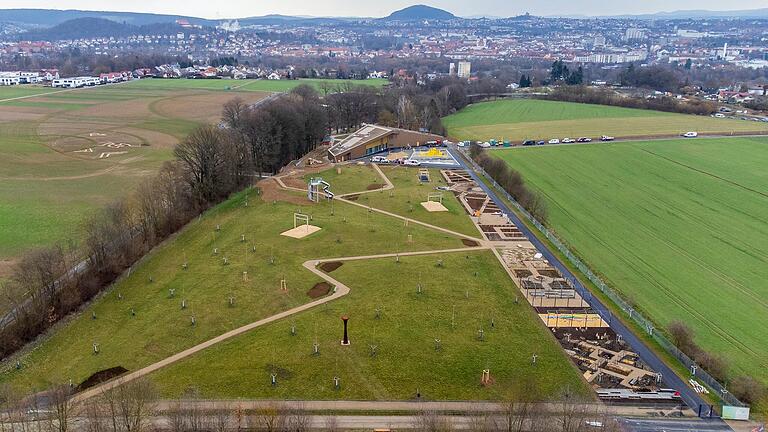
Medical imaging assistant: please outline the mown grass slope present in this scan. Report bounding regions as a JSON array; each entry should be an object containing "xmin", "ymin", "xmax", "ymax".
[
  {"xmin": 1, "ymin": 187, "xmax": 465, "ymax": 392},
  {"xmin": 150, "ymin": 250, "xmax": 588, "ymax": 400}
]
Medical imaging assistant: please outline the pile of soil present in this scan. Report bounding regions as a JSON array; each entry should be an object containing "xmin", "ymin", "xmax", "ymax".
[
  {"xmin": 319, "ymin": 261, "xmax": 343, "ymax": 273},
  {"xmin": 346, "ymin": 194, "xmax": 360, "ymax": 201},
  {"xmin": 76, "ymin": 366, "xmax": 128, "ymax": 391},
  {"xmin": 307, "ymin": 282, "xmax": 332, "ymax": 298},
  {"xmin": 461, "ymin": 239, "xmax": 480, "ymax": 247},
  {"xmin": 367, "ymin": 183, "xmax": 384, "ymax": 190}
]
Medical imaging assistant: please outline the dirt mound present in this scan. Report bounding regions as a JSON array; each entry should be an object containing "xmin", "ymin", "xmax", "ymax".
[
  {"xmin": 308, "ymin": 282, "xmax": 332, "ymax": 298},
  {"xmin": 367, "ymin": 183, "xmax": 384, "ymax": 190},
  {"xmin": 320, "ymin": 261, "xmax": 343, "ymax": 273},
  {"xmin": 461, "ymin": 239, "xmax": 479, "ymax": 247},
  {"xmin": 76, "ymin": 366, "xmax": 128, "ymax": 392},
  {"xmin": 346, "ymin": 194, "xmax": 360, "ymax": 201}
]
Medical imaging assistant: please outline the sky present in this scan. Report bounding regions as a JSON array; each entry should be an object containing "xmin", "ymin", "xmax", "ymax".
[{"xmin": 0, "ymin": 0, "xmax": 765, "ymax": 19}]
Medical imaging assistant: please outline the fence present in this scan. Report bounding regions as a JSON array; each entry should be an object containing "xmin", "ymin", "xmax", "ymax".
[{"xmin": 460, "ymin": 148, "xmax": 745, "ymax": 408}]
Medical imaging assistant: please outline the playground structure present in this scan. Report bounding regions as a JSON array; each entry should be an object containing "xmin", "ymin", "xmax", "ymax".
[
  {"xmin": 418, "ymin": 169, "xmax": 430, "ymax": 182},
  {"xmin": 308, "ymin": 177, "xmax": 334, "ymax": 203},
  {"xmin": 420, "ymin": 192, "xmax": 449, "ymax": 212},
  {"xmin": 280, "ymin": 213, "xmax": 322, "ymax": 239}
]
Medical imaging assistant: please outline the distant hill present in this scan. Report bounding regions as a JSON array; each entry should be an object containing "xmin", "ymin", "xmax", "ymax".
[
  {"xmin": 0, "ymin": 8, "xmax": 215, "ymax": 27},
  {"xmin": 384, "ymin": 5, "xmax": 456, "ymax": 21},
  {"xmin": 576, "ymin": 8, "xmax": 768, "ymax": 19},
  {"xmin": 19, "ymin": 17, "xmax": 196, "ymax": 40}
]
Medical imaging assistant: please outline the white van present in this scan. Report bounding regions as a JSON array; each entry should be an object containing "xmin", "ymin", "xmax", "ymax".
[
  {"xmin": 371, "ymin": 155, "xmax": 389, "ymax": 163},
  {"xmin": 403, "ymin": 159, "xmax": 421, "ymax": 166}
]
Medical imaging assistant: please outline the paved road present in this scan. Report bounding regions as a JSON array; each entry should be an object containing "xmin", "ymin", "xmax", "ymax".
[
  {"xmin": 619, "ymin": 417, "xmax": 732, "ymax": 432},
  {"xmin": 447, "ymin": 147, "xmax": 710, "ymax": 414},
  {"xmin": 481, "ymin": 132, "xmax": 768, "ymax": 150}
]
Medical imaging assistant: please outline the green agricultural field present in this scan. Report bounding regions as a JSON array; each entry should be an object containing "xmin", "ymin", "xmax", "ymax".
[
  {"xmin": 0, "ymin": 188, "xmax": 465, "ymax": 392},
  {"xmin": 443, "ymin": 99, "xmax": 768, "ymax": 142},
  {"xmin": 494, "ymin": 136, "xmax": 768, "ymax": 383},
  {"xmin": 150, "ymin": 251, "xmax": 587, "ymax": 400},
  {"xmin": 120, "ymin": 78, "xmax": 389, "ymax": 92}
]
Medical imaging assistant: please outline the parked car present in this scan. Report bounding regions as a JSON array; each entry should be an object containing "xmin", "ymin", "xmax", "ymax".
[
  {"xmin": 536, "ymin": 140, "xmax": 546, "ymax": 145},
  {"xmin": 371, "ymin": 155, "xmax": 390, "ymax": 163},
  {"xmin": 403, "ymin": 159, "xmax": 421, "ymax": 166},
  {"xmin": 522, "ymin": 140, "xmax": 536, "ymax": 146},
  {"xmin": 577, "ymin": 137, "xmax": 592, "ymax": 142},
  {"xmin": 479, "ymin": 141, "xmax": 491, "ymax": 148},
  {"xmin": 600, "ymin": 135, "xmax": 615, "ymax": 141},
  {"xmin": 548, "ymin": 138, "xmax": 560, "ymax": 144},
  {"xmin": 562, "ymin": 138, "xmax": 575, "ymax": 143},
  {"xmin": 682, "ymin": 131, "xmax": 698, "ymax": 138},
  {"xmin": 457, "ymin": 141, "xmax": 469, "ymax": 147},
  {"xmin": 714, "ymin": 113, "xmax": 726, "ymax": 118}
]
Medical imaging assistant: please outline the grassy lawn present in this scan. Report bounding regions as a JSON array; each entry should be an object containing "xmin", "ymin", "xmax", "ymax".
[
  {"xmin": 360, "ymin": 166, "xmax": 480, "ymax": 238},
  {"xmin": 0, "ymin": 82, "xmax": 270, "ymax": 262},
  {"xmin": 443, "ymin": 99, "xmax": 768, "ymax": 142},
  {"xmin": 0, "ymin": 86, "xmax": 59, "ymax": 101},
  {"xmin": 303, "ymin": 165, "xmax": 384, "ymax": 196},
  {"xmin": 149, "ymin": 250, "xmax": 588, "ymax": 400},
  {"xmin": 120, "ymin": 78, "xmax": 389, "ymax": 92},
  {"xmin": 493, "ymin": 136, "xmax": 768, "ymax": 383},
  {"xmin": 0, "ymin": 189, "xmax": 466, "ymax": 392}
]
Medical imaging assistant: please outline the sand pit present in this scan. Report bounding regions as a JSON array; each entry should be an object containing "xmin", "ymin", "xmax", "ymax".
[
  {"xmin": 420, "ymin": 201, "xmax": 448, "ymax": 212},
  {"xmin": 280, "ymin": 225, "xmax": 322, "ymax": 239}
]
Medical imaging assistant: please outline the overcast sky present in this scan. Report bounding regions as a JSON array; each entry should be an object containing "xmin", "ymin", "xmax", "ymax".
[{"xmin": 0, "ymin": 0, "xmax": 765, "ymax": 19}]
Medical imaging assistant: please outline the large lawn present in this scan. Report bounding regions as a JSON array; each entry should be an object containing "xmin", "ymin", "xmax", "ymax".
[
  {"xmin": 0, "ymin": 188, "xmax": 465, "ymax": 392},
  {"xmin": 150, "ymin": 250, "xmax": 587, "ymax": 400},
  {"xmin": 0, "ymin": 83, "xmax": 268, "ymax": 263},
  {"xmin": 494, "ymin": 137, "xmax": 768, "ymax": 383},
  {"xmin": 443, "ymin": 99, "xmax": 768, "ymax": 142}
]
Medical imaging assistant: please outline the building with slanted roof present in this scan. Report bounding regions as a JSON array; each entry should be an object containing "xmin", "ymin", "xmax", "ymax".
[{"xmin": 328, "ymin": 124, "xmax": 443, "ymax": 162}]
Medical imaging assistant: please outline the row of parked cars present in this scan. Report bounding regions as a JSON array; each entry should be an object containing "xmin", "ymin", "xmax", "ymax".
[{"xmin": 522, "ymin": 136, "xmax": 615, "ymax": 146}]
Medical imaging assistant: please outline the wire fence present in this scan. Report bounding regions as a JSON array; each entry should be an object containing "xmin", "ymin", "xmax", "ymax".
[{"xmin": 461, "ymin": 149, "xmax": 745, "ymax": 408}]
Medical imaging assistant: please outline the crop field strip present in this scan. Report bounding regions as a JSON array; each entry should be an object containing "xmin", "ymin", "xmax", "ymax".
[
  {"xmin": 494, "ymin": 137, "xmax": 768, "ymax": 382},
  {"xmin": 443, "ymin": 99, "xmax": 768, "ymax": 142}
]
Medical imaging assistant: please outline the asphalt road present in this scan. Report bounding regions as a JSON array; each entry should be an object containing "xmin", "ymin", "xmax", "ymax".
[
  {"xmin": 447, "ymin": 146, "xmax": 710, "ymax": 414},
  {"xmin": 619, "ymin": 417, "xmax": 733, "ymax": 432}
]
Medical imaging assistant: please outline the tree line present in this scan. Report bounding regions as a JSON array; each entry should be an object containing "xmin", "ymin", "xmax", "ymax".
[
  {"xmin": 542, "ymin": 85, "xmax": 717, "ymax": 116},
  {"xmin": 469, "ymin": 146, "xmax": 548, "ymax": 223},
  {"xmin": 0, "ymin": 86, "xmax": 329, "ymax": 361},
  {"xmin": 0, "ymin": 378, "xmax": 622, "ymax": 432}
]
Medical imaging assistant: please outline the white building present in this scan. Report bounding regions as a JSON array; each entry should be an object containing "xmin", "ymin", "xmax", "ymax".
[
  {"xmin": 457, "ymin": 61, "xmax": 471, "ymax": 78},
  {"xmin": 0, "ymin": 73, "xmax": 20, "ymax": 86},
  {"xmin": 624, "ymin": 28, "xmax": 645, "ymax": 41},
  {"xmin": 52, "ymin": 76, "xmax": 101, "ymax": 88}
]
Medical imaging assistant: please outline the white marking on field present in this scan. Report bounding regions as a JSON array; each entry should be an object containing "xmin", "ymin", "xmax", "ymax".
[
  {"xmin": 98, "ymin": 151, "xmax": 128, "ymax": 159},
  {"xmin": 89, "ymin": 132, "xmax": 107, "ymax": 137},
  {"xmin": 74, "ymin": 148, "xmax": 94, "ymax": 153},
  {"xmin": 99, "ymin": 142, "xmax": 135, "ymax": 149}
]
